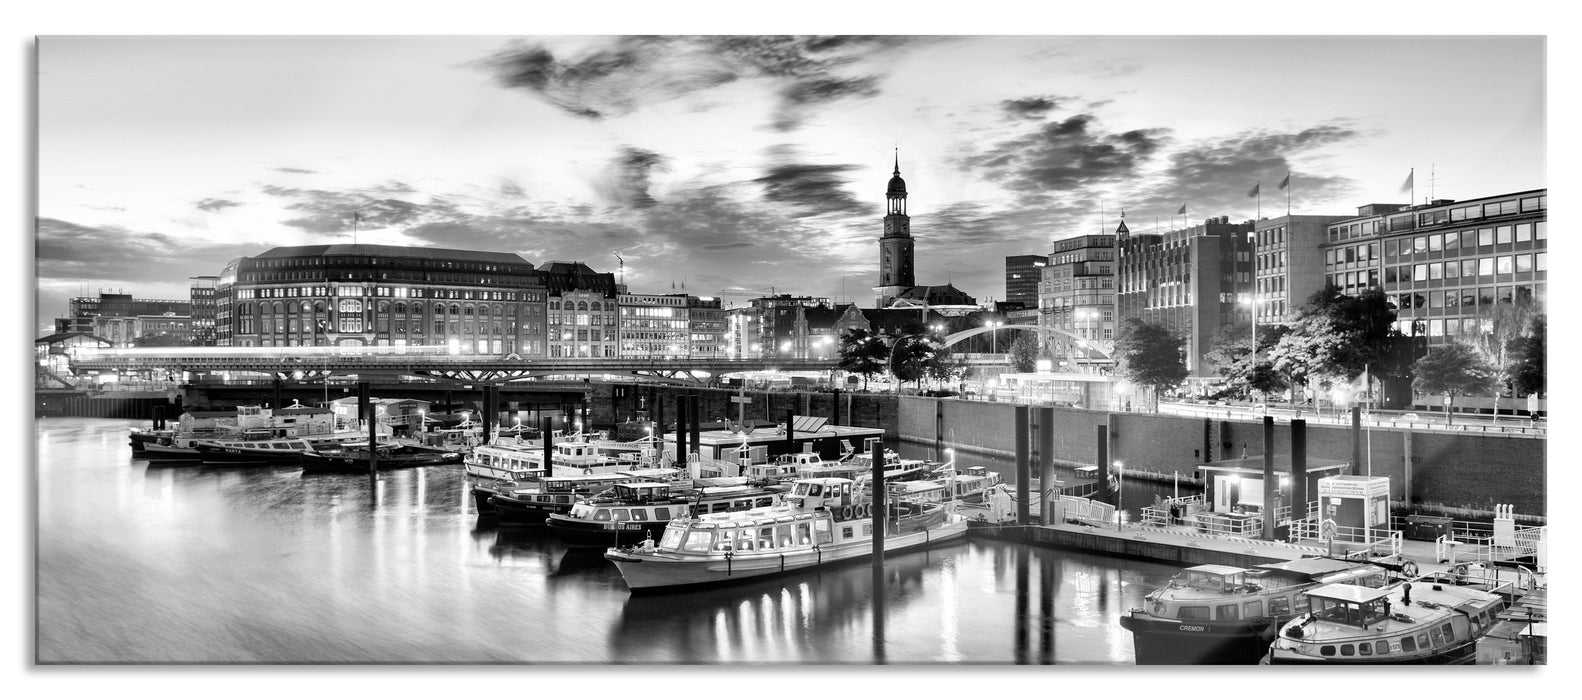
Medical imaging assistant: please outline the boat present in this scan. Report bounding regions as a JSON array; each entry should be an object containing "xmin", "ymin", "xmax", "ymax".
[
  {"xmin": 1118, "ymin": 558, "xmax": 1389, "ymax": 664},
  {"xmin": 604, "ymin": 476, "xmax": 970, "ymax": 593},
  {"xmin": 924, "ymin": 465, "xmax": 1003, "ymax": 504},
  {"xmin": 463, "ymin": 434, "xmax": 646, "ymax": 481},
  {"xmin": 299, "ymin": 442, "xmax": 464, "ymax": 473},
  {"xmin": 144, "ymin": 403, "xmax": 375, "ymax": 464},
  {"xmin": 546, "ymin": 481, "xmax": 783, "ymax": 550},
  {"xmin": 127, "ymin": 427, "xmax": 173, "ymax": 455},
  {"xmin": 1262, "ymin": 576, "xmax": 1509, "ymax": 664},
  {"xmin": 481, "ymin": 468, "xmax": 683, "ymax": 526},
  {"xmin": 194, "ymin": 431, "xmax": 374, "ymax": 465}
]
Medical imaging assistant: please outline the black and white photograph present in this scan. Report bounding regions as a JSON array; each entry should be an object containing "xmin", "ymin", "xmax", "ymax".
[{"xmin": 20, "ymin": 5, "xmax": 1558, "ymax": 682}]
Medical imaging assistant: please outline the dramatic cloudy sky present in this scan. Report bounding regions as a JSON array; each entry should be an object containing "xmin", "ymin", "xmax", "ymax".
[{"xmin": 34, "ymin": 34, "xmax": 1546, "ymax": 331}]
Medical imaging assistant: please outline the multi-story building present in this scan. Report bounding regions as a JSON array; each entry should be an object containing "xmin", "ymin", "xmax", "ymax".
[
  {"xmin": 1039, "ymin": 231, "xmax": 1117, "ymax": 363},
  {"xmin": 724, "ymin": 306, "xmax": 755, "ymax": 359},
  {"xmin": 55, "ymin": 291, "xmax": 194, "ymax": 347},
  {"xmin": 1250, "ymin": 214, "xmax": 1348, "ymax": 324},
  {"xmin": 748, "ymin": 295, "xmax": 831, "ymax": 358},
  {"xmin": 617, "ymin": 293, "xmax": 691, "ymax": 358},
  {"xmin": 189, "ymin": 276, "xmax": 219, "ymax": 346},
  {"xmin": 1319, "ymin": 189, "xmax": 1546, "ymax": 347},
  {"xmin": 687, "ymin": 296, "xmax": 727, "ymax": 358},
  {"xmin": 215, "ymin": 244, "xmax": 550, "ymax": 354},
  {"xmin": 1117, "ymin": 216, "xmax": 1255, "ymax": 381},
  {"xmin": 540, "ymin": 261, "xmax": 621, "ymax": 358},
  {"xmin": 1004, "ymin": 254, "xmax": 1048, "ymax": 308}
]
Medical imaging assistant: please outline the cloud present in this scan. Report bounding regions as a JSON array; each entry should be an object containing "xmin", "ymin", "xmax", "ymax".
[
  {"xmin": 478, "ymin": 36, "xmax": 922, "ymax": 131},
  {"xmin": 35, "ymin": 217, "xmax": 256, "ymax": 284},
  {"xmin": 1126, "ymin": 122, "xmax": 1363, "ymax": 218},
  {"xmin": 195, "ymin": 198, "xmax": 242, "ymax": 212},
  {"xmin": 262, "ymin": 185, "xmax": 427, "ymax": 234},
  {"xmin": 1000, "ymin": 96, "xmax": 1062, "ymax": 119},
  {"xmin": 498, "ymin": 179, "xmax": 526, "ymax": 198},
  {"xmin": 965, "ymin": 114, "xmax": 1170, "ymax": 193},
  {"xmin": 590, "ymin": 146, "xmax": 669, "ymax": 209},
  {"xmin": 752, "ymin": 146, "xmax": 873, "ymax": 219},
  {"xmin": 275, "ymin": 167, "xmax": 317, "ymax": 174}
]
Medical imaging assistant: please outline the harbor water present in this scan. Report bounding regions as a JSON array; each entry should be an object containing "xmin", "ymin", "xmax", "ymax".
[{"xmin": 38, "ymin": 418, "xmax": 1184, "ymax": 664}]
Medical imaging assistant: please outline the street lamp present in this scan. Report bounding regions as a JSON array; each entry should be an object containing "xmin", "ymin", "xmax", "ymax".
[
  {"xmin": 984, "ymin": 320, "xmax": 1003, "ymax": 354},
  {"xmin": 1113, "ymin": 459, "xmax": 1125, "ymax": 530},
  {"xmin": 1242, "ymin": 295, "xmax": 1263, "ymax": 406},
  {"xmin": 887, "ymin": 332, "xmax": 930, "ymax": 394}
]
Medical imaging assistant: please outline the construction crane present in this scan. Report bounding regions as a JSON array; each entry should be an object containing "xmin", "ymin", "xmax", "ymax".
[{"xmin": 613, "ymin": 252, "xmax": 624, "ymax": 286}]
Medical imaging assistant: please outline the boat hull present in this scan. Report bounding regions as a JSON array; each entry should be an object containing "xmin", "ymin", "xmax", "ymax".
[
  {"xmin": 489, "ymin": 494, "xmax": 577, "ymax": 527},
  {"xmin": 1118, "ymin": 612, "xmax": 1283, "ymax": 664},
  {"xmin": 606, "ymin": 518, "xmax": 969, "ymax": 593},
  {"xmin": 300, "ymin": 451, "xmax": 461, "ymax": 473},
  {"xmin": 550, "ymin": 516, "xmax": 671, "ymax": 549},
  {"xmin": 196, "ymin": 445, "xmax": 300, "ymax": 465},
  {"xmin": 142, "ymin": 445, "xmax": 202, "ymax": 463},
  {"xmin": 1264, "ymin": 639, "xmax": 1480, "ymax": 665}
]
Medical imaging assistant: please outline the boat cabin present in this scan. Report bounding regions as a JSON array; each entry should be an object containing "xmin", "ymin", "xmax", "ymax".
[
  {"xmin": 1179, "ymin": 564, "xmax": 1253, "ymax": 594},
  {"xmin": 787, "ymin": 477, "xmax": 859, "ymax": 511},
  {"xmin": 1303, "ymin": 584, "xmax": 1391, "ymax": 628},
  {"xmin": 611, "ymin": 482, "xmax": 670, "ymax": 503}
]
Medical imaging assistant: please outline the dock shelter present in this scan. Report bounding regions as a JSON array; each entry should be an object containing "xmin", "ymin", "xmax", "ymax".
[
  {"xmin": 662, "ymin": 416, "xmax": 884, "ymax": 462},
  {"xmin": 1195, "ymin": 455, "xmax": 1350, "ymax": 537}
]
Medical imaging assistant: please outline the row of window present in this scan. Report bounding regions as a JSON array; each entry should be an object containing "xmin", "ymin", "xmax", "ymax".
[
  {"xmin": 1385, "ymin": 221, "xmax": 1545, "ymax": 257},
  {"xmin": 1386, "ymin": 253, "xmax": 1546, "ymax": 284},
  {"xmin": 1316, "ymin": 623, "xmax": 1457, "ymax": 658}
]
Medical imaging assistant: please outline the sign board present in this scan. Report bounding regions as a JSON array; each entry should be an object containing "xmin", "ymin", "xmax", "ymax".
[{"xmin": 1318, "ymin": 475, "xmax": 1389, "ymax": 499}]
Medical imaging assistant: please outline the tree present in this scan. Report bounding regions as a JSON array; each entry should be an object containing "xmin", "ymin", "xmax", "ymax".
[
  {"xmin": 1508, "ymin": 313, "xmax": 1545, "ymax": 398},
  {"xmin": 1205, "ymin": 322, "xmax": 1291, "ymax": 400},
  {"xmin": 1267, "ymin": 285, "xmax": 1401, "ymax": 409},
  {"xmin": 924, "ymin": 343, "xmax": 969, "ymax": 390},
  {"xmin": 1468, "ymin": 293, "xmax": 1541, "ymax": 420},
  {"xmin": 1009, "ymin": 332, "xmax": 1039, "ymax": 373},
  {"xmin": 890, "ymin": 335, "xmax": 935, "ymax": 389},
  {"xmin": 1112, "ymin": 318, "xmax": 1188, "ymax": 410},
  {"xmin": 1411, "ymin": 341, "xmax": 1497, "ymax": 425},
  {"xmin": 837, "ymin": 329, "xmax": 887, "ymax": 391}
]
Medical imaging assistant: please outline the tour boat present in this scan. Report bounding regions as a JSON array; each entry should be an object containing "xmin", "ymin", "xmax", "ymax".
[
  {"xmin": 1119, "ymin": 558, "xmax": 1389, "ymax": 664},
  {"xmin": 127, "ymin": 427, "xmax": 173, "ymax": 455},
  {"xmin": 604, "ymin": 476, "xmax": 970, "ymax": 593},
  {"xmin": 298, "ymin": 442, "xmax": 463, "ymax": 473},
  {"xmin": 194, "ymin": 432, "xmax": 373, "ymax": 465},
  {"xmin": 546, "ymin": 481, "xmax": 783, "ymax": 550},
  {"xmin": 463, "ymin": 436, "xmax": 644, "ymax": 481},
  {"xmin": 1262, "ymin": 576, "xmax": 1510, "ymax": 664},
  {"xmin": 479, "ymin": 468, "xmax": 682, "ymax": 526},
  {"xmin": 916, "ymin": 465, "xmax": 1003, "ymax": 504}
]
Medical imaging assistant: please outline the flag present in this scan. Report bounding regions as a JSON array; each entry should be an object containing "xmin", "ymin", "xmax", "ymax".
[
  {"xmin": 1176, "ymin": 204, "xmax": 1186, "ymax": 215},
  {"xmin": 1278, "ymin": 173, "xmax": 1290, "ymax": 190},
  {"xmin": 1399, "ymin": 170, "xmax": 1414, "ymax": 195},
  {"xmin": 1247, "ymin": 182, "xmax": 1260, "ymax": 198}
]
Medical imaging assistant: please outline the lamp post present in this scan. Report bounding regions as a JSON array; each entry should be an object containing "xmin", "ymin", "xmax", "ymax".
[
  {"xmin": 1242, "ymin": 295, "xmax": 1262, "ymax": 407},
  {"xmin": 1114, "ymin": 459, "xmax": 1125, "ymax": 530},
  {"xmin": 887, "ymin": 332, "xmax": 928, "ymax": 395},
  {"xmin": 984, "ymin": 320, "xmax": 1003, "ymax": 354}
]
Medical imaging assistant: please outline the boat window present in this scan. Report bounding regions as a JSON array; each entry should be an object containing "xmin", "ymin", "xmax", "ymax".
[
  {"xmin": 777, "ymin": 525, "xmax": 793, "ymax": 547},
  {"xmin": 556, "ymin": 496, "xmax": 571, "ymax": 504},
  {"xmin": 1358, "ymin": 642, "xmax": 1372, "ymax": 656},
  {"xmin": 795, "ymin": 523, "xmax": 811, "ymax": 545},
  {"xmin": 1441, "ymin": 623, "xmax": 1455, "ymax": 642},
  {"xmin": 1269, "ymin": 596, "xmax": 1289, "ymax": 615},
  {"xmin": 1294, "ymin": 596, "xmax": 1310, "ymax": 614},
  {"xmin": 807, "ymin": 484, "xmax": 823, "ymax": 497},
  {"xmin": 1216, "ymin": 604, "xmax": 1239, "ymax": 621},
  {"xmin": 1340, "ymin": 644, "xmax": 1354, "ymax": 657},
  {"xmin": 1429, "ymin": 628, "xmax": 1443, "ymax": 647},
  {"xmin": 1320, "ymin": 646, "xmax": 1336, "ymax": 657},
  {"xmin": 714, "ymin": 530, "xmax": 735, "ymax": 552},
  {"xmin": 758, "ymin": 527, "xmax": 775, "ymax": 549},
  {"xmin": 814, "ymin": 519, "xmax": 833, "ymax": 544},
  {"xmin": 1177, "ymin": 607, "xmax": 1210, "ymax": 621},
  {"xmin": 681, "ymin": 529, "xmax": 713, "ymax": 553},
  {"xmin": 1416, "ymin": 633, "xmax": 1429, "ymax": 649},
  {"xmin": 654, "ymin": 507, "xmax": 670, "ymax": 520},
  {"xmin": 593, "ymin": 510, "xmax": 611, "ymax": 521},
  {"xmin": 862, "ymin": 523, "xmax": 872, "ymax": 537},
  {"xmin": 734, "ymin": 531, "xmax": 754, "ymax": 551},
  {"xmin": 711, "ymin": 503, "xmax": 730, "ymax": 513},
  {"xmin": 841, "ymin": 526, "xmax": 853, "ymax": 539},
  {"xmin": 1401, "ymin": 636, "xmax": 1417, "ymax": 652},
  {"xmin": 631, "ymin": 509, "xmax": 648, "ymax": 522},
  {"xmin": 1243, "ymin": 601, "xmax": 1263, "ymax": 618},
  {"xmin": 1375, "ymin": 641, "xmax": 1390, "ymax": 655},
  {"xmin": 612, "ymin": 509, "xmax": 630, "ymax": 521},
  {"xmin": 756, "ymin": 498, "xmax": 773, "ymax": 507}
]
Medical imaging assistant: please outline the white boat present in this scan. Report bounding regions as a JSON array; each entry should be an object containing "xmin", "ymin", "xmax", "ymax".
[
  {"xmin": 1118, "ymin": 558, "xmax": 1389, "ymax": 664},
  {"xmin": 463, "ymin": 434, "xmax": 647, "ymax": 480},
  {"xmin": 145, "ymin": 403, "xmax": 367, "ymax": 463},
  {"xmin": 1263, "ymin": 576, "xmax": 1510, "ymax": 664},
  {"xmin": 604, "ymin": 476, "xmax": 969, "ymax": 592}
]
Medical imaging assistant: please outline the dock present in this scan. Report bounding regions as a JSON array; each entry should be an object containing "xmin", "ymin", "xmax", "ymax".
[{"xmin": 662, "ymin": 416, "xmax": 885, "ymax": 462}]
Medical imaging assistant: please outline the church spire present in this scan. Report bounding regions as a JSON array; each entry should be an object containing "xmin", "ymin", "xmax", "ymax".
[{"xmin": 893, "ymin": 147, "xmax": 900, "ymax": 176}]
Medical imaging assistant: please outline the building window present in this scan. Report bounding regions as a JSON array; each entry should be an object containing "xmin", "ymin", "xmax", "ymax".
[{"xmin": 337, "ymin": 299, "xmax": 363, "ymax": 333}]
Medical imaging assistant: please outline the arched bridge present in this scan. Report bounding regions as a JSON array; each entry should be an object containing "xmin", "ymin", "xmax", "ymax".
[
  {"xmin": 941, "ymin": 324, "xmax": 1113, "ymax": 358},
  {"xmin": 69, "ymin": 346, "xmax": 839, "ymax": 385}
]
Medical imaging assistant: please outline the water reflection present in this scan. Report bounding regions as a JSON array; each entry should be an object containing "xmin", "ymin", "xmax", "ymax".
[{"xmin": 40, "ymin": 419, "xmax": 1178, "ymax": 664}]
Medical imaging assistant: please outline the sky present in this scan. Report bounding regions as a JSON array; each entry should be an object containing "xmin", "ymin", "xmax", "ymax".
[{"xmin": 32, "ymin": 33, "xmax": 1547, "ymax": 332}]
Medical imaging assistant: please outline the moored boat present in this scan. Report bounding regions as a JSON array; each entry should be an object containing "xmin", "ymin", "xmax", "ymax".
[
  {"xmin": 194, "ymin": 431, "xmax": 375, "ymax": 465},
  {"xmin": 1262, "ymin": 577, "xmax": 1509, "ymax": 664},
  {"xmin": 299, "ymin": 442, "xmax": 463, "ymax": 472},
  {"xmin": 480, "ymin": 468, "xmax": 683, "ymax": 526},
  {"xmin": 604, "ymin": 476, "xmax": 969, "ymax": 593},
  {"xmin": 546, "ymin": 481, "xmax": 783, "ymax": 549},
  {"xmin": 1119, "ymin": 558, "xmax": 1388, "ymax": 664}
]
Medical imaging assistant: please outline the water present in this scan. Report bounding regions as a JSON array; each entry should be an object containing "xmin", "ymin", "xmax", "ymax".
[{"xmin": 37, "ymin": 418, "xmax": 1181, "ymax": 664}]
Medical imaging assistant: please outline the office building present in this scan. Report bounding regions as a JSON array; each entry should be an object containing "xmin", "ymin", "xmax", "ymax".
[
  {"xmin": 1250, "ymin": 215, "xmax": 1348, "ymax": 325},
  {"xmin": 1039, "ymin": 231, "xmax": 1116, "ymax": 365},
  {"xmin": 1004, "ymin": 254, "xmax": 1048, "ymax": 308},
  {"xmin": 1117, "ymin": 216, "xmax": 1255, "ymax": 381}
]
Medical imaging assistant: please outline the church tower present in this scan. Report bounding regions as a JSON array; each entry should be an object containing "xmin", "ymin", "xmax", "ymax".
[{"xmin": 874, "ymin": 151, "xmax": 915, "ymax": 307}]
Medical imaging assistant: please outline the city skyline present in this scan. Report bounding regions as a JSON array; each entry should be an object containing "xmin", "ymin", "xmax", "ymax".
[{"xmin": 35, "ymin": 35, "xmax": 1545, "ymax": 331}]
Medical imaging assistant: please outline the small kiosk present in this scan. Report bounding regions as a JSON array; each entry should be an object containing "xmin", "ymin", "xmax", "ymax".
[
  {"xmin": 1194, "ymin": 455, "xmax": 1350, "ymax": 538},
  {"xmin": 1316, "ymin": 474, "xmax": 1392, "ymax": 544}
]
